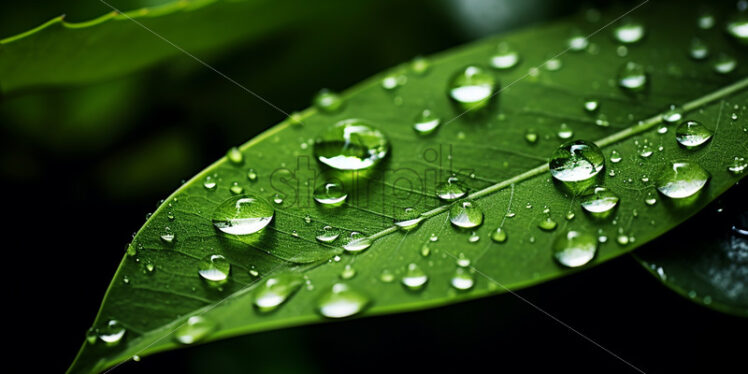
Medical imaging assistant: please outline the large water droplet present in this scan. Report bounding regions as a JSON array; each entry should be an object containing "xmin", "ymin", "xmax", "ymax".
[
  {"xmin": 313, "ymin": 182, "xmax": 348, "ymax": 206},
  {"xmin": 449, "ymin": 200, "xmax": 484, "ymax": 229},
  {"xmin": 313, "ymin": 89, "xmax": 343, "ymax": 113},
  {"xmin": 675, "ymin": 120, "xmax": 713, "ymax": 149},
  {"xmin": 316, "ymin": 283, "xmax": 369, "ymax": 318},
  {"xmin": 198, "ymin": 254, "xmax": 231, "ymax": 286},
  {"xmin": 726, "ymin": 17, "xmax": 748, "ymax": 43},
  {"xmin": 580, "ymin": 186, "xmax": 619, "ymax": 217},
  {"xmin": 98, "ymin": 320, "xmax": 126, "ymax": 345},
  {"xmin": 212, "ymin": 195, "xmax": 274, "ymax": 235},
  {"xmin": 489, "ymin": 42, "xmax": 520, "ymax": 69},
  {"xmin": 450, "ymin": 268, "xmax": 475, "ymax": 291},
  {"xmin": 617, "ymin": 62, "xmax": 648, "ymax": 91},
  {"xmin": 401, "ymin": 263, "xmax": 428, "ymax": 290},
  {"xmin": 613, "ymin": 19, "xmax": 645, "ymax": 43},
  {"xmin": 341, "ymin": 232, "xmax": 372, "ymax": 253},
  {"xmin": 655, "ymin": 161, "xmax": 710, "ymax": 199},
  {"xmin": 174, "ymin": 316, "xmax": 216, "ymax": 344},
  {"xmin": 549, "ymin": 140, "xmax": 605, "ymax": 183},
  {"xmin": 413, "ymin": 109, "xmax": 441, "ymax": 135},
  {"xmin": 448, "ymin": 65, "xmax": 497, "ymax": 111},
  {"xmin": 314, "ymin": 119, "xmax": 389, "ymax": 171},
  {"xmin": 316, "ymin": 225, "xmax": 341, "ymax": 243},
  {"xmin": 436, "ymin": 176, "xmax": 467, "ymax": 201},
  {"xmin": 552, "ymin": 230, "xmax": 598, "ymax": 268},
  {"xmin": 253, "ymin": 273, "xmax": 304, "ymax": 312}
]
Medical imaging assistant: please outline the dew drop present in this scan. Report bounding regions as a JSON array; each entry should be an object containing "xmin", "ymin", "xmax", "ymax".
[
  {"xmin": 613, "ymin": 19, "xmax": 645, "ymax": 43},
  {"xmin": 662, "ymin": 104, "xmax": 684, "ymax": 123},
  {"xmin": 568, "ymin": 33, "xmax": 589, "ymax": 51},
  {"xmin": 617, "ymin": 62, "xmax": 648, "ymax": 91},
  {"xmin": 644, "ymin": 191, "xmax": 658, "ymax": 206},
  {"xmin": 198, "ymin": 254, "xmax": 231, "ymax": 286},
  {"xmin": 489, "ymin": 42, "xmax": 520, "ymax": 69},
  {"xmin": 413, "ymin": 109, "xmax": 441, "ymax": 135},
  {"xmin": 468, "ymin": 232, "xmax": 481, "ymax": 242},
  {"xmin": 448, "ymin": 65, "xmax": 497, "ymax": 111},
  {"xmin": 525, "ymin": 129, "xmax": 539, "ymax": 144},
  {"xmin": 436, "ymin": 176, "xmax": 467, "ymax": 201},
  {"xmin": 212, "ymin": 195, "xmax": 274, "ymax": 235},
  {"xmin": 689, "ymin": 38, "xmax": 709, "ymax": 60},
  {"xmin": 449, "ymin": 201, "xmax": 484, "ymax": 229},
  {"xmin": 580, "ymin": 186, "xmax": 620, "ymax": 216},
  {"xmin": 557, "ymin": 123, "xmax": 574, "ymax": 139},
  {"xmin": 226, "ymin": 147, "xmax": 244, "ymax": 165},
  {"xmin": 491, "ymin": 227, "xmax": 507, "ymax": 243},
  {"xmin": 340, "ymin": 264, "xmax": 356, "ymax": 280},
  {"xmin": 395, "ymin": 208, "xmax": 424, "ymax": 231},
  {"xmin": 246, "ymin": 169, "xmax": 258, "ymax": 182},
  {"xmin": 313, "ymin": 89, "xmax": 343, "ymax": 113},
  {"xmin": 316, "ymin": 225, "xmax": 341, "ymax": 243},
  {"xmin": 341, "ymin": 232, "xmax": 372, "ymax": 253},
  {"xmin": 160, "ymin": 226, "xmax": 175, "ymax": 243},
  {"xmin": 655, "ymin": 160, "xmax": 710, "ymax": 199},
  {"xmin": 314, "ymin": 119, "xmax": 389, "ymax": 170},
  {"xmin": 451, "ymin": 268, "xmax": 475, "ymax": 291},
  {"xmin": 203, "ymin": 175, "xmax": 217, "ymax": 190},
  {"xmin": 549, "ymin": 140, "xmax": 605, "ymax": 183},
  {"xmin": 174, "ymin": 316, "xmax": 216, "ymax": 344},
  {"xmin": 316, "ymin": 283, "xmax": 369, "ymax": 318},
  {"xmin": 381, "ymin": 72, "xmax": 407, "ymax": 90},
  {"xmin": 713, "ymin": 54, "xmax": 737, "ymax": 74},
  {"xmin": 675, "ymin": 120, "xmax": 713, "ymax": 149},
  {"xmin": 583, "ymin": 99, "xmax": 599, "ymax": 113},
  {"xmin": 537, "ymin": 216, "xmax": 558, "ymax": 231},
  {"xmin": 253, "ymin": 273, "xmax": 304, "ymax": 312},
  {"xmin": 726, "ymin": 17, "xmax": 748, "ymax": 43},
  {"xmin": 728, "ymin": 156, "xmax": 747, "ymax": 174},
  {"xmin": 229, "ymin": 182, "xmax": 244, "ymax": 195},
  {"xmin": 552, "ymin": 230, "xmax": 598, "ymax": 268},
  {"xmin": 610, "ymin": 150, "xmax": 622, "ymax": 163},
  {"xmin": 98, "ymin": 320, "xmax": 126, "ymax": 345},
  {"xmin": 401, "ymin": 263, "xmax": 428, "ymax": 290},
  {"xmin": 313, "ymin": 182, "xmax": 348, "ymax": 206},
  {"xmin": 410, "ymin": 56, "xmax": 430, "ymax": 74}
]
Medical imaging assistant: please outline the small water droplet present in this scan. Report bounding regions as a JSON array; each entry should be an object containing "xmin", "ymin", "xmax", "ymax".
[
  {"xmin": 203, "ymin": 175, "xmax": 217, "ymax": 190},
  {"xmin": 713, "ymin": 54, "xmax": 737, "ymax": 74},
  {"xmin": 451, "ymin": 268, "xmax": 475, "ymax": 290},
  {"xmin": 246, "ymin": 169, "xmax": 258, "ymax": 182},
  {"xmin": 98, "ymin": 320, "xmax": 126, "ymax": 345},
  {"xmin": 410, "ymin": 56, "xmax": 430, "ymax": 74},
  {"xmin": 552, "ymin": 230, "xmax": 598, "ymax": 268},
  {"xmin": 401, "ymin": 263, "xmax": 428, "ymax": 290},
  {"xmin": 538, "ymin": 216, "xmax": 558, "ymax": 231},
  {"xmin": 341, "ymin": 232, "xmax": 372, "ymax": 253},
  {"xmin": 568, "ymin": 32, "xmax": 589, "ymax": 51},
  {"xmin": 610, "ymin": 150, "xmax": 622, "ymax": 163},
  {"xmin": 420, "ymin": 243, "xmax": 431, "ymax": 257},
  {"xmin": 617, "ymin": 62, "xmax": 648, "ymax": 91},
  {"xmin": 314, "ymin": 182, "xmax": 348, "ymax": 206},
  {"xmin": 662, "ymin": 104, "xmax": 684, "ymax": 123},
  {"xmin": 581, "ymin": 186, "xmax": 619, "ymax": 217},
  {"xmin": 689, "ymin": 38, "xmax": 709, "ymax": 60},
  {"xmin": 413, "ymin": 109, "xmax": 441, "ymax": 135},
  {"xmin": 557, "ymin": 123, "xmax": 574, "ymax": 139},
  {"xmin": 226, "ymin": 147, "xmax": 243, "ymax": 165},
  {"xmin": 613, "ymin": 19, "xmax": 645, "ymax": 43},
  {"xmin": 316, "ymin": 225, "xmax": 341, "ymax": 243},
  {"xmin": 489, "ymin": 42, "xmax": 520, "ymax": 69},
  {"xmin": 449, "ymin": 201, "xmax": 484, "ymax": 229},
  {"xmin": 316, "ymin": 283, "xmax": 369, "ymax": 318},
  {"xmin": 468, "ymin": 232, "xmax": 481, "ymax": 242},
  {"xmin": 490, "ymin": 227, "xmax": 508, "ymax": 243},
  {"xmin": 174, "ymin": 316, "xmax": 216, "ymax": 344},
  {"xmin": 583, "ymin": 99, "xmax": 599, "ymax": 113},
  {"xmin": 212, "ymin": 195, "xmax": 274, "ymax": 235},
  {"xmin": 430, "ymin": 233, "xmax": 439, "ymax": 242},
  {"xmin": 728, "ymin": 156, "xmax": 747, "ymax": 174},
  {"xmin": 448, "ymin": 65, "xmax": 497, "ymax": 111},
  {"xmin": 313, "ymin": 89, "xmax": 343, "ymax": 113},
  {"xmin": 253, "ymin": 273, "xmax": 304, "ymax": 312},
  {"xmin": 229, "ymin": 182, "xmax": 244, "ymax": 195},
  {"xmin": 726, "ymin": 16, "xmax": 748, "ymax": 43},
  {"xmin": 160, "ymin": 226, "xmax": 175, "ymax": 243},
  {"xmin": 675, "ymin": 120, "xmax": 713, "ymax": 149},
  {"xmin": 198, "ymin": 254, "xmax": 231, "ymax": 286},
  {"xmin": 697, "ymin": 12, "xmax": 715, "ymax": 29},
  {"xmin": 525, "ymin": 129, "xmax": 539, "ymax": 144},
  {"xmin": 656, "ymin": 160, "xmax": 710, "ymax": 199},
  {"xmin": 381, "ymin": 72, "xmax": 407, "ymax": 90},
  {"xmin": 273, "ymin": 193, "xmax": 284, "ymax": 205},
  {"xmin": 340, "ymin": 264, "xmax": 356, "ymax": 279},
  {"xmin": 395, "ymin": 207, "xmax": 424, "ymax": 231},
  {"xmin": 644, "ymin": 191, "xmax": 658, "ymax": 206},
  {"xmin": 314, "ymin": 119, "xmax": 389, "ymax": 170}
]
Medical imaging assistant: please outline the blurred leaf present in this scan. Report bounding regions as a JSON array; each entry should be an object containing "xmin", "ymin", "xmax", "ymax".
[
  {"xmin": 70, "ymin": 2, "xmax": 748, "ymax": 373},
  {"xmin": 634, "ymin": 184, "xmax": 748, "ymax": 317}
]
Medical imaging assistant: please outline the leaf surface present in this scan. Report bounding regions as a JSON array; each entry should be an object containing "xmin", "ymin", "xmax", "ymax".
[{"xmin": 70, "ymin": 2, "xmax": 748, "ymax": 372}]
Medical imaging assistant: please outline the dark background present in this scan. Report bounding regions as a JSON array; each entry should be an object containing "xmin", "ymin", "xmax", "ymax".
[{"xmin": 1, "ymin": 0, "xmax": 745, "ymax": 373}]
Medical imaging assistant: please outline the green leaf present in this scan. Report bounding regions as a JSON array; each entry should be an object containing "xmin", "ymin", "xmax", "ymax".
[
  {"xmin": 0, "ymin": 0, "xmax": 338, "ymax": 93},
  {"xmin": 634, "ymin": 184, "xmax": 748, "ymax": 317},
  {"xmin": 70, "ymin": 2, "xmax": 748, "ymax": 373}
]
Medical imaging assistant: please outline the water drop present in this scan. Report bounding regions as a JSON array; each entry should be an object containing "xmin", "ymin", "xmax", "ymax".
[
  {"xmin": 655, "ymin": 160, "xmax": 710, "ymax": 199},
  {"xmin": 98, "ymin": 320, "xmax": 126, "ymax": 345},
  {"xmin": 449, "ymin": 200, "xmax": 484, "ymax": 229},
  {"xmin": 420, "ymin": 244, "xmax": 431, "ymax": 257},
  {"xmin": 662, "ymin": 104, "xmax": 684, "ymax": 123},
  {"xmin": 174, "ymin": 316, "xmax": 216, "ymax": 344},
  {"xmin": 212, "ymin": 195, "xmax": 274, "ymax": 235},
  {"xmin": 448, "ymin": 65, "xmax": 497, "ymax": 111},
  {"xmin": 644, "ymin": 191, "xmax": 658, "ymax": 206},
  {"xmin": 315, "ymin": 225, "xmax": 340, "ymax": 243},
  {"xmin": 456, "ymin": 253, "xmax": 471, "ymax": 267},
  {"xmin": 697, "ymin": 12, "xmax": 715, "ymax": 29},
  {"xmin": 246, "ymin": 169, "xmax": 258, "ymax": 182},
  {"xmin": 525, "ymin": 129, "xmax": 539, "ymax": 144},
  {"xmin": 314, "ymin": 119, "xmax": 389, "ymax": 170},
  {"xmin": 381, "ymin": 72, "xmax": 407, "ymax": 90},
  {"xmin": 552, "ymin": 230, "xmax": 598, "ymax": 268},
  {"xmin": 689, "ymin": 38, "xmax": 709, "ymax": 60},
  {"xmin": 226, "ymin": 147, "xmax": 243, "ymax": 165},
  {"xmin": 410, "ymin": 56, "xmax": 430, "ymax": 74},
  {"xmin": 549, "ymin": 140, "xmax": 605, "ymax": 183},
  {"xmin": 203, "ymin": 175, "xmax": 217, "ymax": 190},
  {"xmin": 313, "ymin": 182, "xmax": 348, "ymax": 206},
  {"xmin": 581, "ymin": 186, "xmax": 620, "ymax": 217},
  {"xmin": 160, "ymin": 226, "xmax": 175, "ymax": 243},
  {"xmin": 728, "ymin": 156, "xmax": 747, "ymax": 174},
  {"xmin": 568, "ymin": 33, "xmax": 589, "ymax": 51},
  {"xmin": 538, "ymin": 216, "xmax": 558, "ymax": 231},
  {"xmin": 726, "ymin": 17, "xmax": 748, "ymax": 43},
  {"xmin": 556, "ymin": 123, "xmax": 573, "ymax": 140},
  {"xmin": 610, "ymin": 150, "xmax": 622, "ymax": 163},
  {"xmin": 436, "ymin": 176, "xmax": 467, "ymax": 201},
  {"xmin": 675, "ymin": 120, "xmax": 713, "ymax": 149},
  {"xmin": 313, "ymin": 89, "xmax": 343, "ymax": 113},
  {"xmin": 489, "ymin": 42, "xmax": 520, "ymax": 69},
  {"xmin": 583, "ymin": 99, "xmax": 599, "ymax": 113},
  {"xmin": 713, "ymin": 54, "xmax": 737, "ymax": 74},
  {"xmin": 395, "ymin": 207, "xmax": 424, "ymax": 231},
  {"xmin": 316, "ymin": 283, "xmax": 369, "ymax": 318},
  {"xmin": 340, "ymin": 264, "xmax": 356, "ymax": 280},
  {"xmin": 401, "ymin": 263, "xmax": 428, "ymax": 291},
  {"xmin": 253, "ymin": 273, "xmax": 304, "ymax": 312},
  {"xmin": 491, "ymin": 227, "xmax": 507, "ymax": 243},
  {"xmin": 613, "ymin": 19, "xmax": 645, "ymax": 43},
  {"xmin": 450, "ymin": 268, "xmax": 475, "ymax": 291},
  {"xmin": 273, "ymin": 193, "xmax": 284, "ymax": 205},
  {"xmin": 341, "ymin": 232, "xmax": 372, "ymax": 253},
  {"xmin": 617, "ymin": 62, "xmax": 648, "ymax": 91},
  {"xmin": 229, "ymin": 182, "xmax": 244, "ymax": 195},
  {"xmin": 198, "ymin": 254, "xmax": 231, "ymax": 286},
  {"xmin": 468, "ymin": 232, "xmax": 481, "ymax": 242},
  {"xmin": 413, "ymin": 109, "xmax": 441, "ymax": 135},
  {"xmin": 379, "ymin": 269, "xmax": 395, "ymax": 283}
]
